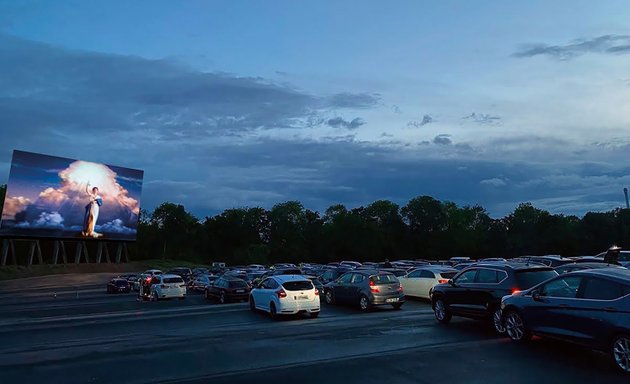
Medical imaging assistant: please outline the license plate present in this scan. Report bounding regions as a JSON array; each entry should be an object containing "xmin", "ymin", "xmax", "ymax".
[
  {"xmin": 386, "ymin": 298, "xmax": 399, "ymax": 303},
  {"xmin": 236, "ymin": 289, "xmax": 245, "ymax": 293},
  {"xmin": 297, "ymin": 295, "xmax": 309, "ymax": 300}
]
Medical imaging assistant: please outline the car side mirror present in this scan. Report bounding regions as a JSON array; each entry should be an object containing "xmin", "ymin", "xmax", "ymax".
[
  {"xmin": 448, "ymin": 279, "xmax": 456, "ymax": 287},
  {"xmin": 532, "ymin": 290, "xmax": 542, "ymax": 301}
]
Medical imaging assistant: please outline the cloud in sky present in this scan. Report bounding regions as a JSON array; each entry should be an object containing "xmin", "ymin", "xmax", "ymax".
[
  {"xmin": 327, "ymin": 117, "xmax": 366, "ymax": 130},
  {"xmin": 514, "ymin": 35, "xmax": 630, "ymax": 60},
  {"xmin": 462, "ymin": 112, "xmax": 501, "ymax": 125},
  {"xmin": 433, "ymin": 134, "xmax": 452, "ymax": 146},
  {"xmin": 407, "ymin": 115, "xmax": 434, "ymax": 128}
]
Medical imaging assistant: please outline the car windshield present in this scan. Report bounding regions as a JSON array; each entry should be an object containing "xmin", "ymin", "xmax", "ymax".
[
  {"xmin": 282, "ymin": 281, "xmax": 314, "ymax": 291},
  {"xmin": 370, "ymin": 274, "xmax": 398, "ymax": 284},
  {"xmin": 229, "ymin": 280, "xmax": 248, "ymax": 288},
  {"xmin": 515, "ymin": 269, "xmax": 558, "ymax": 289},
  {"xmin": 163, "ymin": 277, "xmax": 184, "ymax": 284},
  {"xmin": 114, "ymin": 280, "xmax": 127, "ymax": 286}
]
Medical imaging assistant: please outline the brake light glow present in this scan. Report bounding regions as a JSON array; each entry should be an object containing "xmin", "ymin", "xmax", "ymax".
[
  {"xmin": 314, "ymin": 289, "xmax": 319, "ymax": 296},
  {"xmin": 438, "ymin": 279, "xmax": 449, "ymax": 284},
  {"xmin": 511, "ymin": 288, "xmax": 521, "ymax": 295},
  {"xmin": 369, "ymin": 280, "xmax": 379, "ymax": 293},
  {"xmin": 276, "ymin": 288, "xmax": 287, "ymax": 298},
  {"xmin": 397, "ymin": 284, "xmax": 403, "ymax": 292}
]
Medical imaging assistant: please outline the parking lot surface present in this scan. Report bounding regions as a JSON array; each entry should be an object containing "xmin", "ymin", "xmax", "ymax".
[{"xmin": 0, "ymin": 278, "xmax": 625, "ymax": 383}]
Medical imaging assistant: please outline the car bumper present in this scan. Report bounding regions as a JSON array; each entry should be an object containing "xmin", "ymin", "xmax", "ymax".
[
  {"xmin": 157, "ymin": 289, "xmax": 186, "ymax": 298},
  {"xmin": 370, "ymin": 294, "xmax": 405, "ymax": 306},
  {"xmin": 278, "ymin": 302, "xmax": 320, "ymax": 314}
]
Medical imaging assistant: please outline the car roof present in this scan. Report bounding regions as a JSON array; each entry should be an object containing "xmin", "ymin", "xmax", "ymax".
[
  {"xmin": 412, "ymin": 265, "xmax": 457, "ymax": 271},
  {"xmin": 465, "ymin": 262, "xmax": 553, "ymax": 271},
  {"xmin": 574, "ymin": 267, "xmax": 630, "ymax": 282},
  {"xmin": 557, "ymin": 262, "xmax": 622, "ymax": 269},
  {"xmin": 160, "ymin": 274, "xmax": 183, "ymax": 279},
  {"xmin": 272, "ymin": 274, "xmax": 310, "ymax": 283},
  {"xmin": 352, "ymin": 269, "xmax": 395, "ymax": 276}
]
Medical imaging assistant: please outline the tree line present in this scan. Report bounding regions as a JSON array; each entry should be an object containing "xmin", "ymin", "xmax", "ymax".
[
  {"xmin": 1, "ymin": 184, "xmax": 629, "ymax": 265},
  {"xmin": 134, "ymin": 197, "xmax": 630, "ymax": 265}
]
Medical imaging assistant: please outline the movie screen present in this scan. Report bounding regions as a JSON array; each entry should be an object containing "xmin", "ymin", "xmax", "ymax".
[{"xmin": 1, "ymin": 150, "xmax": 144, "ymax": 241}]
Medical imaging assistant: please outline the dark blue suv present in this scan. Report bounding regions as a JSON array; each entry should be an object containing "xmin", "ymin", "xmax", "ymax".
[{"xmin": 501, "ymin": 268, "xmax": 630, "ymax": 373}]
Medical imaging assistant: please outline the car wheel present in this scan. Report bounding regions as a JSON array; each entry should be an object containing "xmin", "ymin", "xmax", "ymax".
[
  {"xmin": 219, "ymin": 291, "xmax": 226, "ymax": 304},
  {"xmin": 204, "ymin": 289, "xmax": 210, "ymax": 300},
  {"xmin": 505, "ymin": 310, "xmax": 530, "ymax": 342},
  {"xmin": 392, "ymin": 303, "xmax": 403, "ymax": 310},
  {"xmin": 612, "ymin": 334, "xmax": 630, "ymax": 373},
  {"xmin": 359, "ymin": 295, "xmax": 371, "ymax": 312},
  {"xmin": 433, "ymin": 298, "xmax": 451, "ymax": 324},
  {"xmin": 325, "ymin": 290, "xmax": 334, "ymax": 305},
  {"xmin": 152, "ymin": 292, "xmax": 159, "ymax": 302},
  {"xmin": 249, "ymin": 296, "xmax": 256, "ymax": 312},
  {"xmin": 310, "ymin": 312, "xmax": 319, "ymax": 319},
  {"xmin": 493, "ymin": 308, "xmax": 506, "ymax": 334},
  {"xmin": 270, "ymin": 302, "xmax": 278, "ymax": 320}
]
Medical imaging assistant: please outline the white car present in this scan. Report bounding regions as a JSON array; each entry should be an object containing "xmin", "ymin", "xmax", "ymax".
[
  {"xmin": 248, "ymin": 264, "xmax": 266, "ymax": 271},
  {"xmin": 249, "ymin": 275, "xmax": 320, "ymax": 319},
  {"xmin": 398, "ymin": 267, "xmax": 458, "ymax": 299},
  {"xmin": 150, "ymin": 274, "xmax": 186, "ymax": 301}
]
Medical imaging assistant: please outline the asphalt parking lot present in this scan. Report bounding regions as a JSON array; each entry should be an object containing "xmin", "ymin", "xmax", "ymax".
[{"xmin": 0, "ymin": 277, "xmax": 626, "ymax": 384}]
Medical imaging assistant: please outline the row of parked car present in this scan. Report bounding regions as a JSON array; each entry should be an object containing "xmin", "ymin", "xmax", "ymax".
[{"xmin": 104, "ymin": 252, "xmax": 630, "ymax": 372}]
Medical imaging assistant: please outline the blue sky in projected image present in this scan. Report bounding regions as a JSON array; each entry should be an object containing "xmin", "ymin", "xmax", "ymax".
[{"xmin": 2, "ymin": 0, "xmax": 630, "ymax": 218}]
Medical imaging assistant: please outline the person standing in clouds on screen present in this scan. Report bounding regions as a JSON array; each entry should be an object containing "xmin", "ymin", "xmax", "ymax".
[{"xmin": 82, "ymin": 183, "xmax": 103, "ymax": 238}]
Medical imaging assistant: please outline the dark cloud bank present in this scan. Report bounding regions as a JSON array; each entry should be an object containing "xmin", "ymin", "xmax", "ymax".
[{"xmin": 0, "ymin": 33, "xmax": 627, "ymax": 217}]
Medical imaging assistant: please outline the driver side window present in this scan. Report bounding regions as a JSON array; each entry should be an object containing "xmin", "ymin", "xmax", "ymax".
[
  {"xmin": 455, "ymin": 269, "xmax": 477, "ymax": 284},
  {"xmin": 540, "ymin": 276, "xmax": 582, "ymax": 298},
  {"xmin": 337, "ymin": 273, "xmax": 353, "ymax": 284}
]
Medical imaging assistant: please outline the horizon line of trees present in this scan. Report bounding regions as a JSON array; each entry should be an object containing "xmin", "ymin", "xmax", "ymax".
[{"xmin": 2, "ymin": 184, "xmax": 629, "ymax": 265}]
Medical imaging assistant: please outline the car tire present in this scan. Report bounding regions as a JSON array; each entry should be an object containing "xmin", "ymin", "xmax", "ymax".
[
  {"xmin": 392, "ymin": 303, "xmax": 403, "ymax": 310},
  {"xmin": 492, "ymin": 308, "xmax": 506, "ymax": 334},
  {"xmin": 310, "ymin": 312, "xmax": 319, "ymax": 319},
  {"xmin": 270, "ymin": 302, "xmax": 278, "ymax": 320},
  {"xmin": 504, "ymin": 310, "xmax": 530, "ymax": 342},
  {"xmin": 359, "ymin": 295, "xmax": 371, "ymax": 312},
  {"xmin": 219, "ymin": 291, "xmax": 226, "ymax": 304},
  {"xmin": 249, "ymin": 296, "xmax": 256, "ymax": 312},
  {"xmin": 611, "ymin": 334, "xmax": 630, "ymax": 373},
  {"xmin": 433, "ymin": 298, "xmax": 451, "ymax": 324},
  {"xmin": 152, "ymin": 292, "xmax": 159, "ymax": 302},
  {"xmin": 204, "ymin": 289, "xmax": 211, "ymax": 301},
  {"xmin": 325, "ymin": 290, "xmax": 334, "ymax": 305}
]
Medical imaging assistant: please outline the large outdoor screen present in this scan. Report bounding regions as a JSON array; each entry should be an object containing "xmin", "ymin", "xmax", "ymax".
[{"xmin": 0, "ymin": 150, "xmax": 144, "ymax": 241}]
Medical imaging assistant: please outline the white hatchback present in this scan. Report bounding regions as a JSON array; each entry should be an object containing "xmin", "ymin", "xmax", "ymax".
[
  {"xmin": 150, "ymin": 274, "xmax": 186, "ymax": 301},
  {"xmin": 398, "ymin": 267, "xmax": 458, "ymax": 299},
  {"xmin": 250, "ymin": 275, "xmax": 320, "ymax": 319}
]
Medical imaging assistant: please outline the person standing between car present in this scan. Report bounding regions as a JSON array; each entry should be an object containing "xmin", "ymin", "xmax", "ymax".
[
  {"xmin": 604, "ymin": 245, "xmax": 622, "ymax": 265},
  {"xmin": 383, "ymin": 258, "xmax": 392, "ymax": 268}
]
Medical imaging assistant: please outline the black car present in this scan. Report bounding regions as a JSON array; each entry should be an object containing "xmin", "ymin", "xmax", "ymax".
[
  {"xmin": 431, "ymin": 262, "xmax": 558, "ymax": 333},
  {"xmin": 501, "ymin": 268, "xmax": 630, "ymax": 373},
  {"xmin": 118, "ymin": 273, "xmax": 138, "ymax": 285},
  {"xmin": 167, "ymin": 267, "xmax": 193, "ymax": 282},
  {"xmin": 205, "ymin": 276, "xmax": 251, "ymax": 304},
  {"xmin": 318, "ymin": 267, "xmax": 353, "ymax": 284},
  {"xmin": 324, "ymin": 270, "xmax": 404, "ymax": 311},
  {"xmin": 106, "ymin": 278, "xmax": 131, "ymax": 293}
]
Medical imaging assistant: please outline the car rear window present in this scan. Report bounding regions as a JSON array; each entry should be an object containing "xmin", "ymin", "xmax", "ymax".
[
  {"xmin": 370, "ymin": 274, "xmax": 398, "ymax": 284},
  {"xmin": 440, "ymin": 272, "xmax": 457, "ymax": 279},
  {"xmin": 163, "ymin": 277, "xmax": 184, "ymax": 284},
  {"xmin": 282, "ymin": 281, "xmax": 314, "ymax": 291},
  {"xmin": 229, "ymin": 280, "xmax": 248, "ymax": 288},
  {"xmin": 278, "ymin": 269, "xmax": 302, "ymax": 275},
  {"xmin": 114, "ymin": 280, "xmax": 128, "ymax": 286},
  {"xmin": 515, "ymin": 269, "xmax": 558, "ymax": 289}
]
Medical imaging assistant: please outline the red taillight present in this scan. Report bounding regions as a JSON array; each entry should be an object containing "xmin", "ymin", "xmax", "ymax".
[
  {"xmin": 397, "ymin": 284, "xmax": 403, "ymax": 292},
  {"xmin": 511, "ymin": 288, "xmax": 521, "ymax": 295},
  {"xmin": 369, "ymin": 280, "xmax": 379, "ymax": 293},
  {"xmin": 314, "ymin": 289, "xmax": 319, "ymax": 296},
  {"xmin": 276, "ymin": 288, "xmax": 287, "ymax": 298},
  {"xmin": 438, "ymin": 279, "xmax": 448, "ymax": 284}
]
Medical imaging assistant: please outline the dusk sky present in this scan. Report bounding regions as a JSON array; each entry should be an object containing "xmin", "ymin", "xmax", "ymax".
[{"xmin": 2, "ymin": 1, "xmax": 630, "ymax": 218}]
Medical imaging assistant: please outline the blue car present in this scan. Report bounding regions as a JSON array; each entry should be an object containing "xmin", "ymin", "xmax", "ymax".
[{"xmin": 501, "ymin": 268, "xmax": 630, "ymax": 373}]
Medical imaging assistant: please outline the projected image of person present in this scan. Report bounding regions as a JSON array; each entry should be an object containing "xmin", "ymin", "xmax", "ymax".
[{"xmin": 82, "ymin": 183, "xmax": 103, "ymax": 238}]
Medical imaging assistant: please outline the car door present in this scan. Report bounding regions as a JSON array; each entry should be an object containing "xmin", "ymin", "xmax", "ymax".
[
  {"xmin": 349, "ymin": 273, "xmax": 366, "ymax": 302},
  {"xmin": 334, "ymin": 273, "xmax": 354, "ymax": 303},
  {"xmin": 568, "ymin": 277, "xmax": 630, "ymax": 346},
  {"xmin": 400, "ymin": 269, "xmax": 422, "ymax": 297},
  {"xmin": 469, "ymin": 268, "xmax": 508, "ymax": 316},
  {"xmin": 525, "ymin": 275, "xmax": 584, "ymax": 340},
  {"xmin": 446, "ymin": 269, "xmax": 478, "ymax": 314},
  {"xmin": 252, "ymin": 278, "xmax": 270, "ymax": 310},
  {"xmin": 418, "ymin": 270, "xmax": 436, "ymax": 299}
]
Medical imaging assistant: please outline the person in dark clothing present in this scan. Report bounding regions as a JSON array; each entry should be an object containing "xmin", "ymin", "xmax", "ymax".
[
  {"xmin": 604, "ymin": 245, "xmax": 622, "ymax": 265},
  {"xmin": 383, "ymin": 258, "xmax": 392, "ymax": 268}
]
